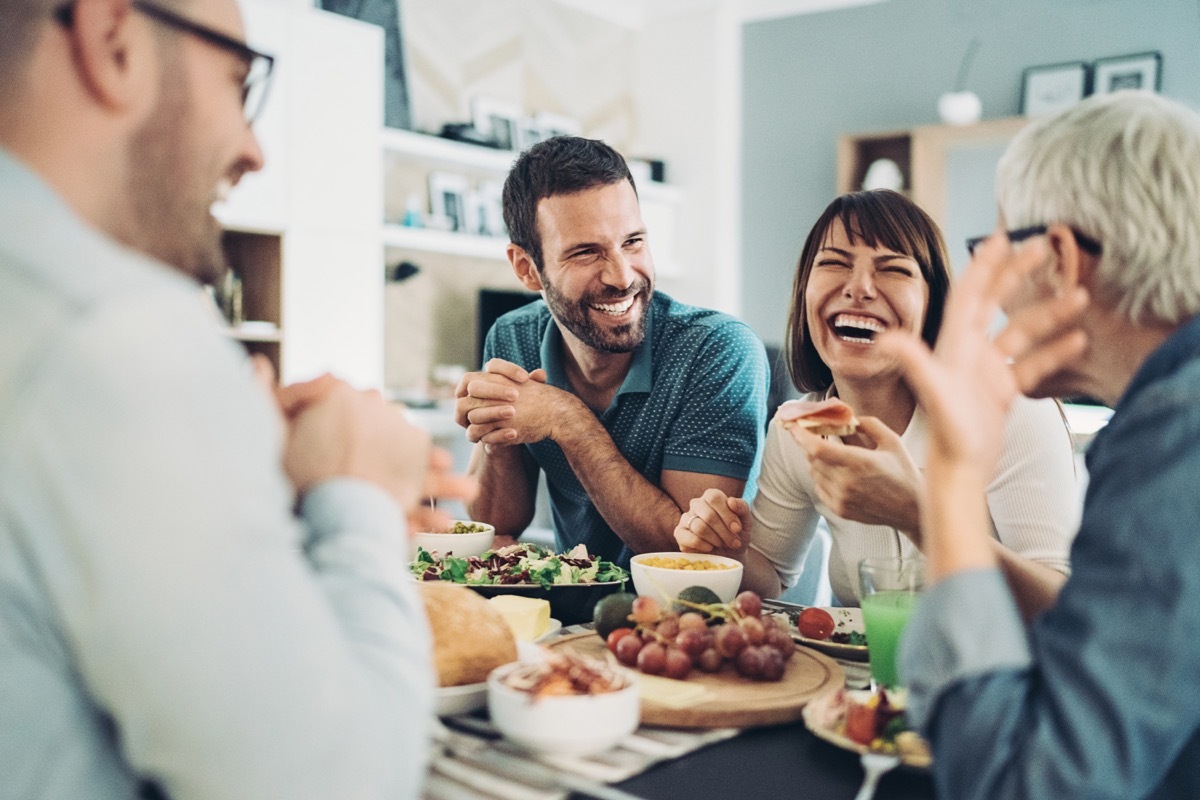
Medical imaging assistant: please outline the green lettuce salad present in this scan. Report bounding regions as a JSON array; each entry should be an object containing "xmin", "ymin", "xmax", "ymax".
[{"xmin": 411, "ymin": 542, "xmax": 628, "ymax": 590}]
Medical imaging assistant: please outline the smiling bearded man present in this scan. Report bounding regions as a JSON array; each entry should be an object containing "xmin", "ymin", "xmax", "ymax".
[{"xmin": 454, "ymin": 135, "xmax": 770, "ymax": 569}]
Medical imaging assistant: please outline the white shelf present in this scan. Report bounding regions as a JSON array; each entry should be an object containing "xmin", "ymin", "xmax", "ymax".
[
  {"xmin": 382, "ymin": 224, "xmax": 509, "ymax": 260},
  {"xmin": 381, "ymin": 128, "xmax": 516, "ymax": 173},
  {"xmin": 225, "ymin": 323, "xmax": 282, "ymax": 343}
]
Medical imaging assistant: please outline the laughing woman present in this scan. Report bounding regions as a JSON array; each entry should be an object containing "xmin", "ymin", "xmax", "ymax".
[{"xmin": 674, "ymin": 190, "xmax": 1078, "ymax": 620}]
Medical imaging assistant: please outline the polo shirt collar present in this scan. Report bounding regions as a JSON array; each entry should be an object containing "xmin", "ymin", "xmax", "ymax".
[{"xmin": 537, "ymin": 295, "xmax": 657, "ymax": 399}]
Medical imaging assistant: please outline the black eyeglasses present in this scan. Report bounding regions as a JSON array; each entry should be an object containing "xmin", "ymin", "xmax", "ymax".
[
  {"xmin": 55, "ymin": 0, "xmax": 275, "ymax": 124},
  {"xmin": 966, "ymin": 225, "xmax": 1103, "ymax": 258}
]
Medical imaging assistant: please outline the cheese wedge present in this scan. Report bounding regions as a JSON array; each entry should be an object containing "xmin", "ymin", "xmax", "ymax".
[{"xmin": 488, "ymin": 595, "xmax": 551, "ymax": 642}]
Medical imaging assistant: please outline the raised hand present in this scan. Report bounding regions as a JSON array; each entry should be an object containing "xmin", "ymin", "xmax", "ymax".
[
  {"xmin": 877, "ymin": 231, "xmax": 1088, "ymax": 579},
  {"xmin": 879, "ymin": 233, "xmax": 1088, "ymax": 472},
  {"xmin": 674, "ymin": 488, "xmax": 752, "ymax": 553}
]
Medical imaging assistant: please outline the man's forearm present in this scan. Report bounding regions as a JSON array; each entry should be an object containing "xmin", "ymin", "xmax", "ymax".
[
  {"xmin": 466, "ymin": 443, "xmax": 536, "ymax": 537},
  {"xmin": 554, "ymin": 409, "xmax": 683, "ymax": 553}
]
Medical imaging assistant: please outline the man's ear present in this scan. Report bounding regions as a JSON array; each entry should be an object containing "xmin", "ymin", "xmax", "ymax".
[
  {"xmin": 70, "ymin": 0, "xmax": 156, "ymax": 115},
  {"xmin": 1044, "ymin": 223, "xmax": 1087, "ymax": 294},
  {"xmin": 508, "ymin": 244, "xmax": 544, "ymax": 292}
]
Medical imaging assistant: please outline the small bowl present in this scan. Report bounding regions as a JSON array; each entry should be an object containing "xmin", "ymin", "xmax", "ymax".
[
  {"xmin": 487, "ymin": 661, "xmax": 639, "ymax": 755},
  {"xmin": 629, "ymin": 552, "xmax": 744, "ymax": 604},
  {"xmin": 410, "ymin": 521, "xmax": 495, "ymax": 559}
]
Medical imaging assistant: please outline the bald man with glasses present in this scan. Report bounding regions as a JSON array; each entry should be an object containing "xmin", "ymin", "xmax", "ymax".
[{"xmin": 0, "ymin": 1, "xmax": 466, "ymax": 798}]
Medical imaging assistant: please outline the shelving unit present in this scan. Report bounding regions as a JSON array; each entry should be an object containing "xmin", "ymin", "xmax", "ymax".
[
  {"xmin": 381, "ymin": 224, "xmax": 509, "ymax": 261},
  {"xmin": 381, "ymin": 128, "xmax": 516, "ymax": 173},
  {"xmin": 838, "ymin": 117, "xmax": 1029, "ymax": 226},
  {"xmin": 220, "ymin": 229, "xmax": 283, "ymax": 376},
  {"xmin": 380, "ymin": 128, "xmax": 684, "ymax": 264}
]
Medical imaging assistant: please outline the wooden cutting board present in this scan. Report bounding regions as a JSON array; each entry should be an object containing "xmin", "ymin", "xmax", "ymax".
[{"xmin": 548, "ymin": 631, "xmax": 843, "ymax": 729}]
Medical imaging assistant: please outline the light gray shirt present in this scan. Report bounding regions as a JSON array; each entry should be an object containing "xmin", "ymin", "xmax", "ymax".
[{"xmin": 0, "ymin": 148, "xmax": 433, "ymax": 799}]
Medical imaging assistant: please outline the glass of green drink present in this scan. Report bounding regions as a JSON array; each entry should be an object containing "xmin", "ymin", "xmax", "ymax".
[{"xmin": 859, "ymin": 556, "xmax": 924, "ymax": 689}]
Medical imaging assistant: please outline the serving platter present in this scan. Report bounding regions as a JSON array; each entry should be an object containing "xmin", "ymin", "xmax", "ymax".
[
  {"xmin": 548, "ymin": 632, "xmax": 842, "ymax": 729},
  {"xmin": 802, "ymin": 689, "xmax": 932, "ymax": 770}
]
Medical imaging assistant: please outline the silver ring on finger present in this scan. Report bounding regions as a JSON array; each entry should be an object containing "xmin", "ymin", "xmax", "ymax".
[{"xmin": 686, "ymin": 514, "xmax": 697, "ymax": 532}]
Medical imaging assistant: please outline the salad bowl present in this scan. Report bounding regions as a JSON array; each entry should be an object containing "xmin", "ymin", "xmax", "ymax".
[{"xmin": 411, "ymin": 543, "xmax": 629, "ymax": 626}]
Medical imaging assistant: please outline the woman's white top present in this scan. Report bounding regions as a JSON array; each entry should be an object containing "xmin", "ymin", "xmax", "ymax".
[{"xmin": 750, "ymin": 393, "xmax": 1079, "ymax": 606}]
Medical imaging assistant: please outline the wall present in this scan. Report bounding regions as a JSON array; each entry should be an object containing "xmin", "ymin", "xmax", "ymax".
[
  {"xmin": 403, "ymin": 0, "xmax": 639, "ymax": 148},
  {"xmin": 741, "ymin": 0, "xmax": 1200, "ymax": 345},
  {"xmin": 636, "ymin": 5, "xmax": 743, "ymax": 313}
]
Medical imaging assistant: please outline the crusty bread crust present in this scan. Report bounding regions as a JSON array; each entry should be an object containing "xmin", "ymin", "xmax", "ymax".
[{"xmin": 419, "ymin": 583, "xmax": 518, "ymax": 686}]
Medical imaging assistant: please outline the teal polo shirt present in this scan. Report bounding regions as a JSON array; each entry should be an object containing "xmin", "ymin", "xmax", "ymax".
[{"xmin": 482, "ymin": 291, "xmax": 768, "ymax": 567}]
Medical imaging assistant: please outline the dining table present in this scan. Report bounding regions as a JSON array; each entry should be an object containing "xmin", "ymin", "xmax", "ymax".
[{"xmin": 425, "ymin": 610, "xmax": 937, "ymax": 800}]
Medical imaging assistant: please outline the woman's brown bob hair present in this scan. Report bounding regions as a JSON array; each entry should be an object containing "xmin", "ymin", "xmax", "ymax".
[{"xmin": 785, "ymin": 190, "xmax": 952, "ymax": 394}]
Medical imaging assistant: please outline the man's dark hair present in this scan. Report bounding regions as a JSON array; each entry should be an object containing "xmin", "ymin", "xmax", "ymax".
[{"xmin": 501, "ymin": 136, "xmax": 635, "ymax": 270}]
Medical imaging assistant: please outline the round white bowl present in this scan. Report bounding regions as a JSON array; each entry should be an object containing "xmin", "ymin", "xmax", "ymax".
[
  {"xmin": 629, "ymin": 552, "xmax": 744, "ymax": 604},
  {"xmin": 487, "ymin": 661, "xmax": 639, "ymax": 755},
  {"xmin": 410, "ymin": 521, "xmax": 495, "ymax": 559}
]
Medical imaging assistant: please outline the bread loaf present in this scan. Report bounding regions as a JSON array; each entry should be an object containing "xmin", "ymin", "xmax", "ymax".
[{"xmin": 419, "ymin": 583, "xmax": 518, "ymax": 686}]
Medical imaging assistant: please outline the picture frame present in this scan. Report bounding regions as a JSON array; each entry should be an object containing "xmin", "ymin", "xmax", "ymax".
[
  {"xmin": 1092, "ymin": 52, "xmax": 1162, "ymax": 95},
  {"xmin": 428, "ymin": 172, "xmax": 470, "ymax": 232},
  {"xmin": 475, "ymin": 180, "xmax": 506, "ymax": 238},
  {"xmin": 1021, "ymin": 61, "xmax": 1089, "ymax": 117},
  {"xmin": 470, "ymin": 95, "xmax": 521, "ymax": 151}
]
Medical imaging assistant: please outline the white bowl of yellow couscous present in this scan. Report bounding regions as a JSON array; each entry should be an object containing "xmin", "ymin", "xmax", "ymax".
[{"xmin": 629, "ymin": 552, "xmax": 744, "ymax": 604}]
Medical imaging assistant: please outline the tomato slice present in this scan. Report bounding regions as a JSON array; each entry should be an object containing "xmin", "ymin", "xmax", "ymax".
[
  {"xmin": 845, "ymin": 699, "xmax": 879, "ymax": 745},
  {"xmin": 797, "ymin": 607, "xmax": 836, "ymax": 640}
]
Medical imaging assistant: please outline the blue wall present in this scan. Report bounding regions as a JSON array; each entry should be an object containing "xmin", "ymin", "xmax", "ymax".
[{"xmin": 741, "ymin": 0, "xmax": 1200, "ymax": 345}]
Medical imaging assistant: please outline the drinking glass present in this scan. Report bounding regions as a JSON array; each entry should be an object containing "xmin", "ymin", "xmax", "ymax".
[{"xmin": 859, "ymin": 556, "xmax": 924, "ymax": 689}]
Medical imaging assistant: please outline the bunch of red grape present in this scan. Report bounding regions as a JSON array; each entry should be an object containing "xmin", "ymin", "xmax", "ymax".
[{"xmin": 604, "ymin": 590, "xmax": 794, "ymax": 681}]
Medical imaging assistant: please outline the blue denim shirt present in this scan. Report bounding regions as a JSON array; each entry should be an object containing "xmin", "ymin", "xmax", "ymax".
[{"xmin": 900, "ymin": 313, "xmax": 1200, "ymax": 800}]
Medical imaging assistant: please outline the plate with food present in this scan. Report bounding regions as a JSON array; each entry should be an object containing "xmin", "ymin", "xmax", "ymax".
[
  {"xmin": 420, "ymin": 581, "xmax": 521, "ymax": 717},
  {"xmin": 787, "ymin": 606, "xmax": 869, "ymax": 662},
  {"xmin": 803, "ymin": 687, "xmax": 932, "ymax": 770},
  {"xmin": 411, "ymin": 542, "xmax": 630, "ymax": 625}
]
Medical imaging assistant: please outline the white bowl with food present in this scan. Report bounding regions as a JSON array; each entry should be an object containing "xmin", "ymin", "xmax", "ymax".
[
  {"xmin": 629, "ymin": 552, "xmax": 744, "ymax": 604},
  {"xmin": 487, "ymin": 654, "xmax": 639, "ymax": 755},
  {"xmin": 410, "ymin": 520, "xmax": 495, "ymax": 559}
]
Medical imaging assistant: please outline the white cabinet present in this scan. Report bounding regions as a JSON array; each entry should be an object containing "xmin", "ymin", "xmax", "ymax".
[{"xmin": 214, "ymin": 2, "xmax": 385, "ymax": 388}]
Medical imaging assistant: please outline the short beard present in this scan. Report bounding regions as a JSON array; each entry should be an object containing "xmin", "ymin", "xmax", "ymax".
[
  {"xmin": 542, "ymin": 275, "xmax": 653, "ymax": 354},
  {"xmin": 121, "ymin": 45, "xmax": 229, "ymax": 286}
]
